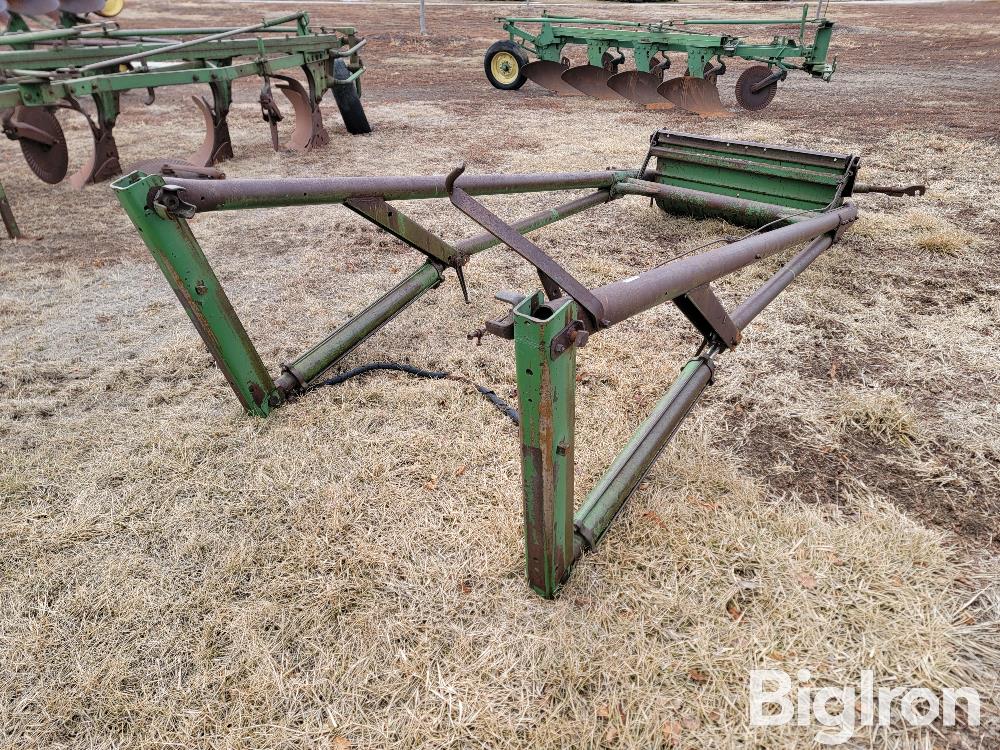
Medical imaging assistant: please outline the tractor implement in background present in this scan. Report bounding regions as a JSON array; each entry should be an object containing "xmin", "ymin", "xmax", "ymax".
[
  {"xmin": 0, "ymin": 9, "xmax": 370, "ymax": 191},
  {"xmin": 113, "ymin": 130, "xmax": 919, "ymax": 597},
  {"xmin": 485, "ymin": 5, "xmax": 837, "ymax": 115},
  {"xmin": 2, "ymin": 0, "xmax": 123, "ymax": 35}
]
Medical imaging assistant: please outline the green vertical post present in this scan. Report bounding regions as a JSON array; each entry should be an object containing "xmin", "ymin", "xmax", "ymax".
[
  {"xmin": 513, "ymin": 293, "xmax": 578, "ymax": 598},
  {"xmin": 112, "ymin": 172, "xmax": 278, "ymax": 416}
]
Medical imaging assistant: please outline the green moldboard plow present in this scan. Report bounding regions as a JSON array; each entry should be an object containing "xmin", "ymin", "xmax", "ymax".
[
  {"xmin": 0, "ymin": 10, "xmax": 369, "ymax": 190},
  {"xmin": 484, "ymin": 3, "xmax": 837, "ymax": 115},
  {"xmin": 114, "ymin": 130, "xmax": 905, "ymax": 598}
]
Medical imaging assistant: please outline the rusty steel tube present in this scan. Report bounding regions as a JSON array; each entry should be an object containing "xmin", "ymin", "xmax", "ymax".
[
  {"xmin": 614, "ymin": 178, "xmax": 803, "ymax": 229},
  {"xmin": 275, "ymin": 261, "xmax": 443, "ymax": 394},
  {"xmin": 454, "ymin": 189, "xmax": 615, "ymax": 256},
  {"xmin": 165, "ymin": 172, "xmax": 634, "ymax": 213},
  {"xmin": 589, "ymin": 203, "xmax": 856, "ymax": 326},
  {"xmin": 731, "ymin": 234, "xmax": 834, "ymax": 330}
]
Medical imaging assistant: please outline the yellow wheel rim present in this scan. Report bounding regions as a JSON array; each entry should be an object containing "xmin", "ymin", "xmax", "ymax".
[
  {"xmin": 491, "ymin": 52, "xmax": 520, "ymax": 86},
  {"xmin": 98, "ymin": 0, "xmax": 125, "ymax": 18}
]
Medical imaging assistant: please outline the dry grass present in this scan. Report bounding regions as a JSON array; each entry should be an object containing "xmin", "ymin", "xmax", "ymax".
[
  {"xmin": 1, "ymin": 1, "xmax": 999, "ymax": 748},
  {"xmin": 836, "ymin": 387, "xmax": 921, "ymax": 445}
]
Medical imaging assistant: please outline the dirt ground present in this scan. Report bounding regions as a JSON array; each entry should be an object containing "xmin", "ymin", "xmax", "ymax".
[{"xmin": 1, "ymin": 1, "xmax": 998, "ymax": 748}]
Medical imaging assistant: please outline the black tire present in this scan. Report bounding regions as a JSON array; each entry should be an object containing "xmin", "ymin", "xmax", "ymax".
[
  {"xmin": 484, "ymin": 40, "xmax": 528, "ymax": 90},
  {"xmin": 332, "ymin": 59, "xmax": 371, "ymax": 135}
]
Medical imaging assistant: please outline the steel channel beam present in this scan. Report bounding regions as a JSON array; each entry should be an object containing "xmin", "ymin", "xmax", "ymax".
[
  {"xmin": 572, "ymin": 349, "xmax": 717, "ymax": 556},
  {"xmin": 112, "ymin": 172, "xmax": 277, "ymax": 416},
  {"xmin": 1, "ymin": 54, "xmax": 313, "ymax": 108},
  {"xmin": 161, "ymin": 172, "xmax": 635, "ymax": 212},
  {"xmin": 77, "ymin": 13, "xmax": 305, "ymax": 72},
  {"xmin": 275, "ymin": 261, "xmax": 443, "ymax": 394},
  {"xmin": 0, "ymin": 32, "xmax": 350, "ymax": 71},
  {"xmin": 514, "ymin": 293, "xmax": 577, "ymax": 598},
  {"xmin": 589, "ymin": 203, "xmax": 856, "ymax": 326}
]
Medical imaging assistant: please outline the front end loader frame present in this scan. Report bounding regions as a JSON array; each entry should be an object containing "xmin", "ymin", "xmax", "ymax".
[{"xmin": 114, "ymin": 130, "xmax": 862, "ymax": 598}]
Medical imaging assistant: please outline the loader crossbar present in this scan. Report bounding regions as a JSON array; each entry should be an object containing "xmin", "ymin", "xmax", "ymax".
[{"xmin": 113, "ymin": 130, "xmax": 861, "ymax": 598}]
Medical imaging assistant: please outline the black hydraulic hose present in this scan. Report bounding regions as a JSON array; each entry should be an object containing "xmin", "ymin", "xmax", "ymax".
[{"xmin": 309, "ymin": 362, "xmax": 520, "ymax": 425}]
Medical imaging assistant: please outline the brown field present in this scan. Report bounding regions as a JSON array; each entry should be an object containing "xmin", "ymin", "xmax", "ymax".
[{"xmin": 1, "ymin": 1, "xmax": 998, "ymax": 748}]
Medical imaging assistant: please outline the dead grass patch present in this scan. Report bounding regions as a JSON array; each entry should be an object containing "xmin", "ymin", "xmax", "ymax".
[{"xmin": 836, "ymin": 387, "xmax": 921, "ymax": 446}]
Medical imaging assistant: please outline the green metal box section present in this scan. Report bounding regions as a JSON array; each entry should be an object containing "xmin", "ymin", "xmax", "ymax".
[{"xmin": 649, "ymin": 131, "xmax": 859, "ymax": 212}]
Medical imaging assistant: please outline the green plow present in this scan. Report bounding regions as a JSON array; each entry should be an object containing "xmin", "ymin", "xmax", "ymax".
[
  {"xmin": 0, "ymin": 8, "xmax": 370, "ymax": 189},
  {"xmin": 484, "ymin": 3, "xmax": 837, "ymax": 115}
]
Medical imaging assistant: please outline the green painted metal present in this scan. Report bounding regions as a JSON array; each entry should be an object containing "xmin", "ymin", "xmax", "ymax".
[
  {"xmin": 0, "ymin": 33, "xmax": 364, "ymax": 109},
  {"xmin": 279, "ymin": 261, "xmax": 443, "ymax": 390},
  {"xmin": 498, "ymin": 4, "xmax": 836, "ymax": 79},
  {"xmin": 0, "ymin": 11, "xmax": 366, "ymax": 181},
  {"xmin": 108, "ymin": 127, "xmax": 876, "ymax": 598},
  {"xmin": 573, "ymin": 352, "xmax": 716, "ymax": 553},
  {"xmin": 111, "ymin": 171, "xmax": 278, "ymax": 416},
  {"xmin": 514, "ymin": 293, "xmax": 577, "ymax": 598},
  {"xmin": 649, "ymin": 131, "xmax": 858, "ymax": 212}
]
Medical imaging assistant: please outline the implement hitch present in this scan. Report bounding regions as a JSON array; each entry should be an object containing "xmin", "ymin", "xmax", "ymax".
[{"xmin": 115, "ymin": 130, "xmax": 895, "ymax": 598}]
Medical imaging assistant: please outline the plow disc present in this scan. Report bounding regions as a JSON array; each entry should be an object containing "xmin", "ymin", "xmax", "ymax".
[
  {"xmin": 735, "ymin": 65, "xmax": 779, "ymax": 111},
  {"xmin": 657, "ymin": 75, "xmax": 727, "ymax": 116},
  {"xmin": 6, "ymin": 106, "xmax": 69, "ymax": 184},
  {"xmin": 63, "ymin": 99, "xmax": 120, "ymax": 190},
  {"xmin": 607, "ymin": 70, "xmax": 674, "ymax": 108},
  {"xmin": 561, "ymin": 65, "xmax": 624, "ymax": 100},
  {"xmin": 522, "ymin": 60, "xmax": 581, "ymax": 95}
]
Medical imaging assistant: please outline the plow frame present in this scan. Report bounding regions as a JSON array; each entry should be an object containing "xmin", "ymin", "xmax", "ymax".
[
  {"xmin": 113, "ymin": 130, "xmax": 860, "ymax": 597},
  {"xmin": 498, "ymin": 4, "xmax": 836, "ymax": 79},
  {"xmin": 0, "ymin": 11, "xmax": 367, "ymax": 187}
]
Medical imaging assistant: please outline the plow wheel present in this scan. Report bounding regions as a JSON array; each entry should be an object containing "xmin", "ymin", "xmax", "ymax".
[
  {"xmin": 189, "ymin": 95, "xmax": 234, "ymax": 167},
  {"xmin": 96, "ymin": 0, "xmax": 124, "ymax": 17},
  {"xmin": 273, "ymin": 75, "xmax": 329, "ymax": 151},
  {"xmin": 523, "ymin": 60, "xmax": 581, "ymax": 96},
  {"xmin": 735, "ymin": 65, "xmax": 779, "ymax": 111},
  {"xmin": 484, "ymin": 40, "xmax": 528, "ymax": 90},
  {"xmin": 3, "ymin": 106, "xmax": 69, "ymax": 184},
  {"xmin": 561, "ymin": 52, "xmax": 627, "ymax": 100},
  {"xmin": 657, "ymin": 63, "xmax": 728, "ymax": 116},
  {"xmin": 331, "ymin": 59, "xmax": 371, "ymax": 134}
]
